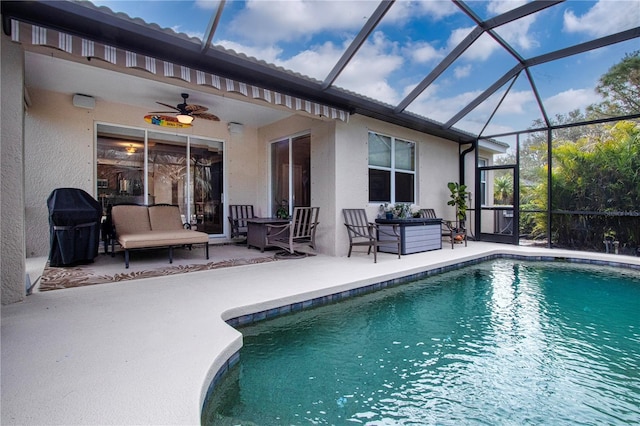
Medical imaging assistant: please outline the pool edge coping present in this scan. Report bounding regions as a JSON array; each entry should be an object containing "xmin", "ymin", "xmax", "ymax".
[{"xmin": 200, "ymin": 249, "xmax": 640, "ymax": 419}]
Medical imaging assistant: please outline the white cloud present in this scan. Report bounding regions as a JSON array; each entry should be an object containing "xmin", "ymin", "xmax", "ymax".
[
  {"xmin": 228, "ymin": 0, "xmax": 375, "ymax": 44},
  {"xmin": 406, "ymin": 41, "xmax": 443, "ymax": 64},
  {"xmin": 445, "ymin": 0, "xmax": 540, "ymax": 61},
  {"xmin": 495, "ymin": 90, "xmax": 537, "ymax": 115},
  {"xmin": 386, "ymin": 0, "xmax": 459, "ymax": 21},
  {"xmin": 487, "ymin": 0, "xmax": 528, "ymax": 15},
  {"xmin": 447, "ymin": 28, "xmax": 504, "ymax": 62},
  {"xmin": 215, "ymin": 40, "xmax": 284, "ymax": 65},
  {"xmin": 401, "ymin": 81, "xmax": 440, "ymax": 100},
  {"xmin": 564, "ymin": 0, "xmax": 640, "ymax": 37},
  {"xmin": 409, "ymin": 90, "xmax": 483, "ymax": 123},
  {"xmin": 454, "ymin": 64, "xmax": 472, "ymax": 79},
  {"xmin": 544, "ymin": 88, "xmax": 602, "ymax": 116},
  {"xmin": 219, "ymin": 27, "xmax": 404, "ymax": 103},
  {"xmin": 492, "ymin": 14, "xmax": 539, "ymax": 51},
  {"xmin": 332, "ymin": 32, "xmax": 404, "ymax": 104},
  {"xmin": 481, "ymin": 121, "xmax": 521, "ymax": 137},
  {"xmin": 405, "ymin": 87, "xmax": 541, "ymax": 134},
  {"xmin": 414, "ymin": 0, "xmax": 460, "ymax": 19},
  {"xmin": 277, "ymin": 41, "xmax": 346, "ymax": 81}
]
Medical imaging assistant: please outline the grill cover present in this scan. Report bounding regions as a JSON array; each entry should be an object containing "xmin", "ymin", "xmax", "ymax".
[{"xmin": 47, "ymin": 188, "xmax": 102, "ymax": 266}]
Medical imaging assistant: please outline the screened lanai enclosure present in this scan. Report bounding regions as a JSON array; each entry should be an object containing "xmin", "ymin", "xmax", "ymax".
[
  {"xmin": 478, "ymin": 117, "xmax": 640, "ymax": 256},
  {"xmin": 3, "ymin": 0, "xmax": 639, "ymax": 255}
]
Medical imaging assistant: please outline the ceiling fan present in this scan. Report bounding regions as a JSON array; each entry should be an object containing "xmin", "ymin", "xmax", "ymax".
[{"xmin": 149, "ymin": 93, "xmax": 220, "ymax": 124}]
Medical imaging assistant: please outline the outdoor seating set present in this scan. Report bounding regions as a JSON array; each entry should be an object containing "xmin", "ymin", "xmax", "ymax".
[
  {"xmin": 342, "ymin": 208, "xmax": 466, "ymax": 263},
  {"xmin": 104, "ymin": 202, "xmax": 462, "ymax": 267},
  {"xmin": 228, "ymin": 204, "xmax": 320, "ymax": 258}
]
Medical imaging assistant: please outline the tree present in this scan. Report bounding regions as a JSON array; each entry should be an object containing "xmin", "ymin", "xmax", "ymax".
[
  {"xmin": 493, "ymin": 173, "xmax": 513, "ymax": 205},
  {"xmin": 588, "ymin": 50, "xmax": 640, "ymax": 117},
  {"xmin": 543, "ymin": 121, "xmax": 639, "ymax": 249}
]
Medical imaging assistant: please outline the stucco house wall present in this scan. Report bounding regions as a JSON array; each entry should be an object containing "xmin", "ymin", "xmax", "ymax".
[
  {"xmin": 1, "ymin": 34, "xmax": 27, "ymax": 305},
  {"xmin": 334, "ymin": 115, "xmax": 462, "ymax": 256},
  {"xmin": 23, "ymin": 87, "xmax": 260, "ymax": 258}
]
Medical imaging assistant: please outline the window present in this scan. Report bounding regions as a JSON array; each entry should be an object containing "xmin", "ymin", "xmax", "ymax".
[
  {"xmin": 478, "ymin": 158, "xmax": 488, "ymax": 205},
  {"xmin": 368, "ymin": 132, "xmax": 415, "ymax": 203}
]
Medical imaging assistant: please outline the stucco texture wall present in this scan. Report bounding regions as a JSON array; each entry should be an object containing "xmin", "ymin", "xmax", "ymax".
[
  {"xmin": 24, "ymin": 88, "xmax": 244, "ymax": 257},
  {"xmin": 1, "ymin": 34, "xmax": 27, "ymax": 304},
  {"xmin": 334, "ymin": 115, "xmax": 460, "ymax": 256}
]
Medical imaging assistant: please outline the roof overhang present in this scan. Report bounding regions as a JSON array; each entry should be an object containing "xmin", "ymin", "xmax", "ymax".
[
  {"xmin": 1, "ymin": 0, "xmax": 478, "ymax": 144},
  {"xmin": 478, "ymin": 139, "xmax": 509, "ymax": 154}
]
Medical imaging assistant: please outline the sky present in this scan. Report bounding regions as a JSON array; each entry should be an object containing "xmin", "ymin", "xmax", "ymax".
[{"xmin": 92, "ymin": 0, "xmax": 640, "ymax": 139}]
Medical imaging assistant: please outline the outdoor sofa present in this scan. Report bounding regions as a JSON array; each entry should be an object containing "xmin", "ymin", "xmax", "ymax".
[{"xmin": 109, "ymin": 204, "xmax": 209, "ymax": 268}]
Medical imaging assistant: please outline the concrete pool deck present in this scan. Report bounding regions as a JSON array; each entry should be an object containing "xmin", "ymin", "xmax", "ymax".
[{"xmin": 3, "ymin": 242, "xmax": 640, "ymax": 425}]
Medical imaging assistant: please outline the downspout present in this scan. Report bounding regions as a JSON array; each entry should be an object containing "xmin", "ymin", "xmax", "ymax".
[
  {"xmin": 460, "ymin": 141, "xmax": 476, "ymax": 240},
  {"xmin": 459, "ymin": 141, "xmax": 476, "ymax": 185}
]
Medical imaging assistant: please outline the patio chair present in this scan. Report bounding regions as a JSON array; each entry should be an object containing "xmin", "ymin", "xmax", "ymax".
[
  {"xmin": 342, "ymin": 209, "xmax": 400, "ymax": 263},
  {"xmin": 265, "ymin": 207, "xmax": 319, "ymax": 257},
  {"xmin": 228, "ymin": 204, "xmax": 256, "ymax": 239},
  {"xmin": 419, "ymin": 208, "xmax": 466, "ymax": 249}
]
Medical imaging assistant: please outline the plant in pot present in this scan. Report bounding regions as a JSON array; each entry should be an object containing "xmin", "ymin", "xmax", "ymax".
[
  {"xmin": 275, "ymin": 199, "xmax": 289, "ymax": 219},
  {"xmin": 447, "ymin": 182, "xmax": 468, "ymax": 232},
  {"xmin": 393, "ymin": 203, "xmax": 413, "ymax": 219},
  {"xmin": 382, "ymin": 203, "xmax": 394, "ymax": 219}
]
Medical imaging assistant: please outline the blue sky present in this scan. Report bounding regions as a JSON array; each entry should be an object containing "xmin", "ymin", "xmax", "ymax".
[{"xmin": 92, "ymin": 0, "xmax": 639, "ymax": 138}]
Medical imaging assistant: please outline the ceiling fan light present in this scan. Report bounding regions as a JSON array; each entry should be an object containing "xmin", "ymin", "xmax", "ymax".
[{"xmin": 177, "ymin": 114, "xmax": 193, "ymax": 124}]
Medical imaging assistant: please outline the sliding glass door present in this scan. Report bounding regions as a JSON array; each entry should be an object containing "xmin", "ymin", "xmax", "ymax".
[
  {"xmin": 190, "ymin": 138, "xmax": 223, "ymax": 234},
  {"xmin": 270, "ymin": 134, "xmax": 311, "ymax": 216},
  {"xmin": 96, "ymin": 124, "xmax": 224, "ymax": 235}
]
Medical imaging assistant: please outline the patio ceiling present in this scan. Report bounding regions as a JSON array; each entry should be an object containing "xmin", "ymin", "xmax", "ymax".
[{"xmin": 2, "ymin": 0, "xmax": 639, "ymax": 144}]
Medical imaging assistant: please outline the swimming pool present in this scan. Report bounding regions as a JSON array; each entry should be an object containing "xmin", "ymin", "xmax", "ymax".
[{"xmin": 203, "ymin": 260, "xmax": 640, "ymax": 425}]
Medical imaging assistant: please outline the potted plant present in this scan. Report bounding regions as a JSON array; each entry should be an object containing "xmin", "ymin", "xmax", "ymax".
[
  {"xmin": 275, "ymin": 200, "xmax": 289, "ymax": 219},
  {"xmin": 394, "ymin": 203, "xmax": 413, "ymax": 219},
  {"xmin": 447, "ymin": 182, "xmax": 468, "ymax": 228},
  {"xmin": 382, "ymin": 203, "xmax": 394, "ymax": 219}
]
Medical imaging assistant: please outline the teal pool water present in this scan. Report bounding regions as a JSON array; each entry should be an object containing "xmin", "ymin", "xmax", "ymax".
[{"xmin": 203, "ymin": 260, "xmax": 640, "ymax": 425}]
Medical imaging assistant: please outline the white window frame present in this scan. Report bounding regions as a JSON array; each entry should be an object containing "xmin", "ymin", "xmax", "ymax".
[{"xmin": 368, "ymin": 131, "xmax": 416, "ymax": 204}]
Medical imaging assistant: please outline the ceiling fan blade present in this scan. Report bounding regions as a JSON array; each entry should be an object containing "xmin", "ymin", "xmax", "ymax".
[
  {"xmin": 193, "ymin": 112, "xmax": 220, "ymax": 121},
  {"xmin": 148, "ymin": 111, "xmax": 178, "ymax": 114},
  {"xmin": 156, "ymin": 101, "xmax": 180, "ymax": 111},
  {"xmin": 185, "ymin": 104, "xmax": 208, "ymax": 113}
]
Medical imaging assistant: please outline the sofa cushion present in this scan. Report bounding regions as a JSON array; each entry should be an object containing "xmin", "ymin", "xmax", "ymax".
[
  {"xmin": 117, "ymin": 230, "xmax": 209, "ymax": 249},
  {"xmin": 148, "ymin": 204, "xmax": 184, "ymax": 231},
  {"xmin": 111, "ymin": 205, "xmax": 151, "ymax": 237}
]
